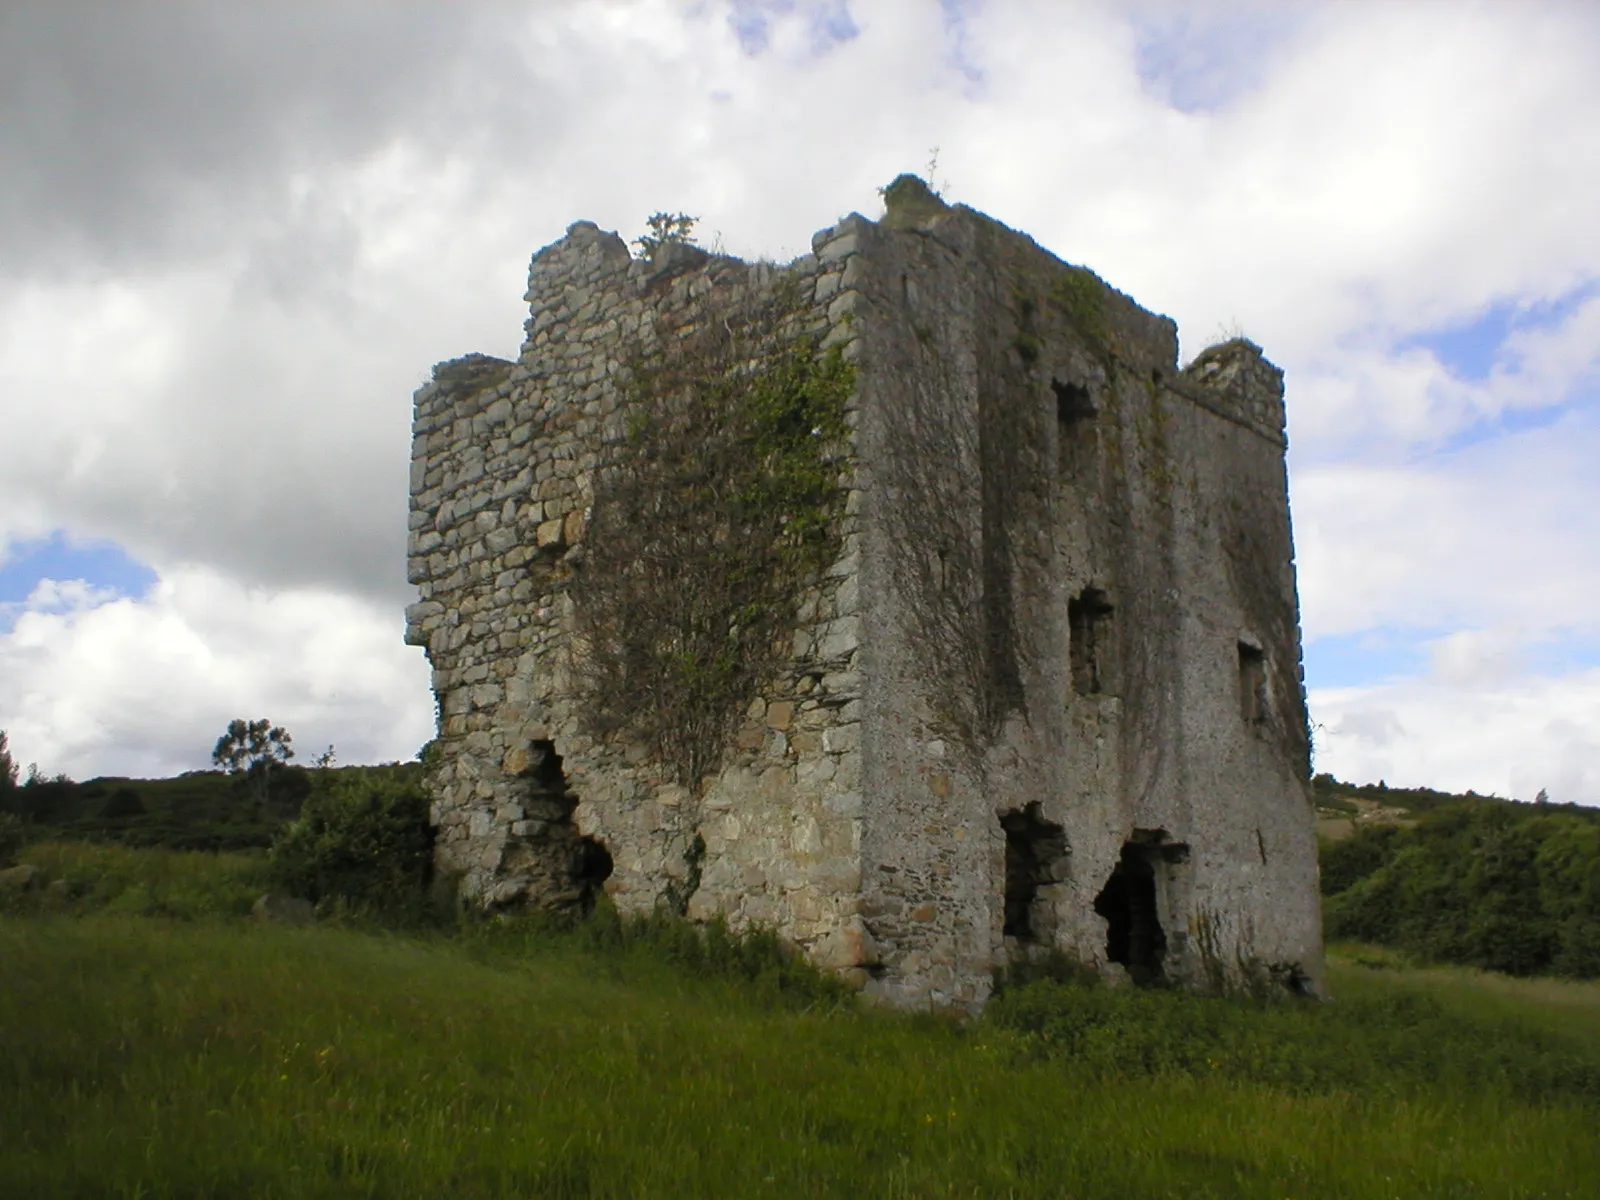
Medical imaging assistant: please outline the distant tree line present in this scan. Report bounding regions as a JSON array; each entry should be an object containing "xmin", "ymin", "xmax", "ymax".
[{"xmin": 1322, "ymin": 797, "xmax": 1600, "ymax": 978}]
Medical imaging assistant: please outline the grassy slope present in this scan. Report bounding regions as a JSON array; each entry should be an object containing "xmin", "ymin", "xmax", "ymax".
[
  {"xmin": 2, "ymin": 909, "xmax": 1597, "ymax": 1199},
  {"xmin": 1328, "ymin": 942, "xmax": 1600, "ymax": 1045}
]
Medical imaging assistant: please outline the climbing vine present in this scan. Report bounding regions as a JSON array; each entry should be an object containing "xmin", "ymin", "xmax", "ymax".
[{"xmin": 571, "ymin": 296, "xmax": 855, "ymax": 789}]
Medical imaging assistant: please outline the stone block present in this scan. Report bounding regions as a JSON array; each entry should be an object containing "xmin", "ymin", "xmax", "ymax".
[
  {"xmin": 535, "ymin": 517, "xmax": 565, "ymax": 548},
  {"xmin": 821, "ymin": 723, "xmax": 859, "ymax": 755},
  {"xmin": 812, "ymin": 916, "xmax": 877, "ymax": 970},
  {"xmin": 253, "ymin": 893, "xmax": 316, "ymax": 925},
  {"xmin": 0, "ymin": 864, "xmax": 41, "ymax": 892},
  {"xmin": 818, "ymin": 232, "xmax": 859, "ymax": 264},
  {"xmin": 817, "ymin": 616, "xmax": 859, "ymax": 660}
]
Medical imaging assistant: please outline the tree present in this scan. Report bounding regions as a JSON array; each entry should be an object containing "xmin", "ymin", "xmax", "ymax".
[
  {"xmin": 212, "ymin": 719, "xmax": 294, "ymax": 814},
  {"xmin": 633, "ymin": 211, "xmax": 698, "ymax": 260},
  {"xmin": 0, "ymin": 730, "xmax": 16, "ymax": 793}
]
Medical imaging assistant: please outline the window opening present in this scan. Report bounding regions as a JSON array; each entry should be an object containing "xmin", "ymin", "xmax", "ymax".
[
  {"xmin": 1069, "ymin": 587, "xmax": 1113, "ymax": 696},
  {"xmin": 1052, "ymin": 378, "xmax": 1096, "ymax": 426},
  {"xmin": 1093, "ymin": 842, "xmax": 1168, "ymax": 985},
  {"xmin": 1238, "ymin": 641, "xmax": 1268, "ymax": 723},
  {"xmin": 1000, "ymin": 803, "xmax": 1069, "ymax": 942}
]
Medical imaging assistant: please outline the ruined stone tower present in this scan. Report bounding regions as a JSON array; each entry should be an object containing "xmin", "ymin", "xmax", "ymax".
[{"xmin": 406, "ymin": 177, "xmax": 1324, "ymax": 1009}]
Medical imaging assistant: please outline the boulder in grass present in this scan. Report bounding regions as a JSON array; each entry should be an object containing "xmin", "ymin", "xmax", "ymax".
[
  {"xmin": 252, "ymin": 893, "xmax": 316, "ymax": 925},
  {"xmin": 44, "ymin": 877, "xmax": 90, "ymax": 904},
  {"xmin": 0, "ymin": 863, "xmax": 40, "ymax": 892}
]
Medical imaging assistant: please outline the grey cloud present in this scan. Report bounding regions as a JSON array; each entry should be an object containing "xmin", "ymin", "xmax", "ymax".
[{"xmin": 0, "ymin": 0, "xmax": 528, "ymax": 275}]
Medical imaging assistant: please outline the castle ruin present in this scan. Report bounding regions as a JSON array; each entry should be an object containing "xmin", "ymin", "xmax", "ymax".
[{"xmin": 406, "ymin": 177, "xmax": 1324, "ymax": 1008}]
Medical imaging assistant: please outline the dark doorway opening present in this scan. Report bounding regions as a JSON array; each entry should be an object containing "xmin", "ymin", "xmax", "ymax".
[
  {"xmin": 1093, "ymin": 842, "xmax": 1168, "ymax": 984},
  {"xmin": 1000, "ymin": 803, "xmax": 1069, "ymax": 941},
  {"xmin": 508, "ymin": 740, "xmax": 613, "ymax": 914},
  {"xmin": 569, "ymin": 837, "xmax": 614, "ymax": 913}
]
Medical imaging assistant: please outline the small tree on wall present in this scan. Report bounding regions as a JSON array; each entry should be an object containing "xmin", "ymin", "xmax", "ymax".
[
  {"xmin": 633, "ymin": 212, "xmax": 698, "ymax": 260},
  {"xmin": 212, "ymin": 718, "xmax": 294, "ymax": 814}
]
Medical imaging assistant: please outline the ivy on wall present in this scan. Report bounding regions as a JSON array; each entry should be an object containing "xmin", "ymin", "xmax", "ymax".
[{"xmin": 571, "ymin": 298, "xmax": 855, "ymax": 789}]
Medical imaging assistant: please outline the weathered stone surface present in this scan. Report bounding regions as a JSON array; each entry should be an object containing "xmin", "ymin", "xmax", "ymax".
[
  {"xmin": 0, "ymin": 864, "xmax": 40, "ymax": 892},
  {"xmin": 44, "ymin": 878, "xmax": 90, "ymax": 903},
  {"xmin": 252, "ymin": 893, "xmax": 316, "ymax": 925},
  {"xmin": 407, "ymin": 176, "xmax": 1323, "ymax": 1013}
]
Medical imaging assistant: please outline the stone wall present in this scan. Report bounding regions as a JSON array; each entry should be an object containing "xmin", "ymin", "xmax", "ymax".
[
  {"xmin": 407, "ymin": 179, "xmax": 1324, "ymax": 1009},
  {"xmin": 407, "ymin": 216, "xmax": 878, "ymax": 973},
  {"xmin": 847, "ymin": 185, "xmax": 1321, "ymax": 1007}
]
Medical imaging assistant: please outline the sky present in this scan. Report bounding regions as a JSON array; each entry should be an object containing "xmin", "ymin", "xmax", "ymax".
[{"xmin": 1, "ymin": 0, "xmax": 1596, "ymax": 804}]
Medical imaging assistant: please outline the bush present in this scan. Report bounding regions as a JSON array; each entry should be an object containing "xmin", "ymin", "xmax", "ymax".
[
  {"xmin": 1323, "ymin": 802, "xmax": 1600, "ymax": 978},
  {"xmin": 0, "ymin": 812, "xmax": 24, "ymax": 867},
  {"xmin": 99, "ymin": 787, "xmax": 146, "ymax": 819},
  {"xmin": 268, "ymin": 766, "xmax": 433, "ymax": 915},
  {"xmin": 1319, "ymin": 824, "xmax": 1398, "ymax": 894}
]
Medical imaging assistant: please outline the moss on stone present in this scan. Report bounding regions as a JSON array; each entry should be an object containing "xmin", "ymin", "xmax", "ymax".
[{"xmin": 880, "ymin": 174, "xmax": 950, "ymax": 229}]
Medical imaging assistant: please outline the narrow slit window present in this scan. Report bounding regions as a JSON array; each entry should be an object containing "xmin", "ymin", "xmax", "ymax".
[
  {"xmin": 1069, "ymin": 587, "xmax": 1113, "ymax": 696},
  {"xmin": 1238, "ymin": 642, "xmax": 1268, "ymax": 723}
]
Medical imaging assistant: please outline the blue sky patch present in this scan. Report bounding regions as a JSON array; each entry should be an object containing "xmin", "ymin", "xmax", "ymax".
[
  {"xmin": 1134, "ymin": 9, "xmax": 1304, "ymax": 114},
  {"xmin": 1524, "ymin": 631, "xmax": 1600, "ymax": 677},
  {"xmin": 1429, "ymin": 401, "xmax": 1575, "ymax": 459},
  {"xmin": 1305, "ymin": 625, "xmax": 1600, "ymax": 692},
  {"xmin": 1302, "ymin": 627, "xmax": 1435, "ymax": 690},
  {"xmin": 0, "ymin": 532, "xmax": 158, "ymax": 609},
  {"xmin": 729, "ymin": 0, "xmax": 859, "ymax": 57},
  {"xmin": 1402, "ymin": 282, "xmax": 1599, "ymax": 383},
  {"xmin": 1402, "ymin": 301, "xmax": 1516, "ymax": 382}
]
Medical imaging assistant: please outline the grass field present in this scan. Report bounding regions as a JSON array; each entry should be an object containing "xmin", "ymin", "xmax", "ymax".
[
  {"xmin": 2, "ymin": 844, "xmax": 1598, "ymax": 1199},
  {"xmin": 1328, "ymin": 941, "xmax": 1600, "ymax": 1046}
]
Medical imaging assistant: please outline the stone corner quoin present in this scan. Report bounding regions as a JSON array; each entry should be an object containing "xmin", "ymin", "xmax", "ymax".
[{"xmin": 404, "ymin": 174, "xmax": 1324, "ymax": 1011}]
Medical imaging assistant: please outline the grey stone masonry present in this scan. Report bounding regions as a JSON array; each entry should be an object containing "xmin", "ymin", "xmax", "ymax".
[{"xmin": 408, "ymin": 176, "xmax": 1324, "ymax": 1011}]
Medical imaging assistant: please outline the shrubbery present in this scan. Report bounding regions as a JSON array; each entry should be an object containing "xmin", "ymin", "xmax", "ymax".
[
  {"xmin": 1323, "ymin": 800, "xmax": 1600, "ymax": 978},
  {"xmin": 0, "ymin": 812, "xmax": 24, "ymax": 868},
  {"xmin": 268, "ymin": 765, "xmax": 434, "ymax": 915}
]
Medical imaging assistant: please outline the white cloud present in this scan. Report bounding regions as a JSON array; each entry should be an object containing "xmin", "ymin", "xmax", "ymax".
[
  {"xmin": 0, "ymin": 0, "xmax": 1596, "ymax": 790},
  {"xmin": 1293, "ymin": 409, "xmax": 1600, "ymax": 640},
  {"xmin": 0, "ymin": 566, "xmax": 433, "ymax": 780},
  {"xmin": 1313, "ymin": 668, "xmax": 1600, "ymax": 805}
]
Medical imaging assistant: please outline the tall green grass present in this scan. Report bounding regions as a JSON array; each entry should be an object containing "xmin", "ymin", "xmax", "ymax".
[
  {"xmin": 2, "ymin": 913, "xmax": 1597, "ymax": 1199},
  {"xmin": 1328, "ymin": 941, "xmax": 1600, "ymax": 1045},
  {"xmin": 1, "ymin": 840, "xmax": 269, "ymax": 919},
  {"xmin": 4, "ymin": 842, "xmax": 1599, "ymax": 1198}
]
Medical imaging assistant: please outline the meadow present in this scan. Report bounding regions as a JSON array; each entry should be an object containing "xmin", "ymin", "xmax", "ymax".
[{"xmin": 3, "ymin": 843, "xmax": 1599, "ymax": 1199}]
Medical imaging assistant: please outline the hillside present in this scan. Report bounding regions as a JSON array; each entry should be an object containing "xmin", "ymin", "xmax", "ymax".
[
  {"xmin": 1315, "ymin": 775, "xmax": 1600, "ymax": 979},
  {"xmin": 8, "ymin": 764, "xmax": 1597, "ymax": 983},
  {"xmin": 0, "ymin": 762, "xmax": 422, "ymax": 852}
]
